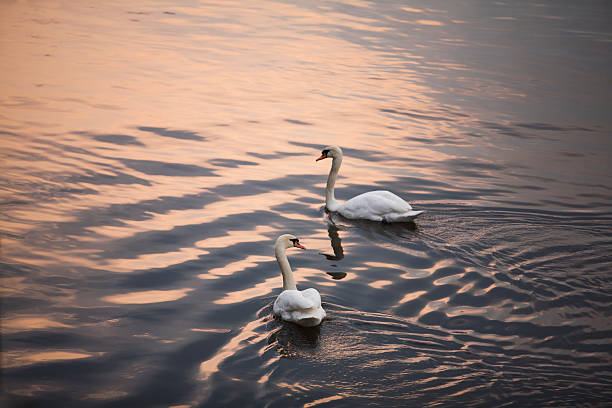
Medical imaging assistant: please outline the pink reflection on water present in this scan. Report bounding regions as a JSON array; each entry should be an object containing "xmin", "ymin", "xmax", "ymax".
[
  {"xmin": 101, "ymin": 288, "xmax": 193, "ymax": 304},
  {"xmin": 213, "ymin": 275, "xmax": 279, "ymax": 306},
  {"xmin": 399, "ymin": 258, "xmax": 456, "ymax": 279},
  {"xmin": 104, "ymin": 247, "xmax": 210, "ymax": 273},
  {"xmin": 416, "ymin": 19, "xmax": 445, "ymax": 26},
  {"xmin": 195, "ymin": 225, "xmax": 276, "ymax": 250},
  {"xmin": 4, "ymin": 350, "xmax": 104, "ymax": 369},
  {"xmin": 199, "ymin": 255, "xmax": 270, "ymax": 280},
  {"xmin": 397, "ymin": 290, "xmax": 427, "ymax": 304},
  {"xmin": 2, "ymin": 316, "xmax": 74, "ymax": 334},
  {"xmin": 303, "ymin": 395, "xmax": 345, "ymax": 407},
  {"xmin": 198, "ymin": 318, "xmax": 270, "ymax": 382},
  {"xmin": 0, "ymin": 0, "xmax": 461, "ymax": 280},
  {"xmin": 368, "ymin": 280, "xmax": 393, "ymax": 289}
]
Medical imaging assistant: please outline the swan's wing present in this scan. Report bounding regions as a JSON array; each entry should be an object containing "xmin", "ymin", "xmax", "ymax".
[
  {"xmin": 299, "ymin": 288, "xmax": 323, "ymax": 308},
  {"xmin": 273, "ymin": 289, "xmax": 326, "ymax": 326},
  {"xmin": 273, "ymin": 290, "xmax": 317, "ymax": 314},
  {"xmin": 340, "ymin": 190, "xmax": 412, "ymax": 220},
  {"xmin": 293, "ymin": 288, "xmax": 325, "ymax": 326},
  {"xmin": 384, "ymin": 210, "xmax": 425, "ymax": 222}
]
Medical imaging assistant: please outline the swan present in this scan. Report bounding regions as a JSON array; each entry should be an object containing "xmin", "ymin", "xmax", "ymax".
[
  {"xmin": 316, "ymin": 145, "xmax": 424, "ymax": 222},
  {"xmin": 273, "ymin": 234, "xmax": 326, "ymax": 327}
]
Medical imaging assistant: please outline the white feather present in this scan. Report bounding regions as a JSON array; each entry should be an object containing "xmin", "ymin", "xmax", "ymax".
[
  {"xmin": 340, "ymin": 190, "xmax": 425, "ymax": 222},
  {"xmin": 273, "ymin": 288, "xmax": 326, "ymax": 327}
]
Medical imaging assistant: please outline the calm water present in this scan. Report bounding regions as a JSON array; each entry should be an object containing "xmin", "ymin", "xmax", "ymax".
[{"xmin": 2, "ymin": 1, "xmax": 612, "ymax": 407}]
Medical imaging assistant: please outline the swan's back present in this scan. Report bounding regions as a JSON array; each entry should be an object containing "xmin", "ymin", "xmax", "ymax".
[
  {"xmin": 339, "ymin": 190, "xmax": 423, "ymax": 222},
  {"xmin": 273, "ymin": 289, "xmax": 325, "ymax": 327}
]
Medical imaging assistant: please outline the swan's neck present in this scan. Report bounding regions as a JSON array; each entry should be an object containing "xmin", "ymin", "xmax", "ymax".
[
  {"xmin": 275, "ymin": 244, "xmax": 297, "ymax": 291},
  {"xmin": 325, "ymin": 156, "xmax": 342, "ymax": 211}
]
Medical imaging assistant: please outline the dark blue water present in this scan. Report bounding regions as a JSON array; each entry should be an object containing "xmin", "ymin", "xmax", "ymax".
[{"xmin": 2, "ymin": 1, "xmax": 612, "ymax": 407}]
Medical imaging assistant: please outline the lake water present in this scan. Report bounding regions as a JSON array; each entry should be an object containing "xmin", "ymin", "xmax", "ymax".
[{"xmin": 2, "ymin": 1, "xmax": 612, "ymax": 407}]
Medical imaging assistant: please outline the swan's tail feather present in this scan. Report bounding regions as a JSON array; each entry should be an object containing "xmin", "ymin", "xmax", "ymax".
[{"xmin": 385, "ymin": 210, "xmax": 425, "ymax": 223}]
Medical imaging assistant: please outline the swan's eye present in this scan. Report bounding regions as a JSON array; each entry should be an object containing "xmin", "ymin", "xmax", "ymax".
[
  {"xmin": 322, "ymin": 149, "xmax": 329, "ymax": 156},
  {"xmin": 290, "ymin": 238, "xmax": 298, "ymax": 244}
]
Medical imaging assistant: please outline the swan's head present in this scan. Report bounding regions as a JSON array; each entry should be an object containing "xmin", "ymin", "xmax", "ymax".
[
  {"xmin": 276, "ymin": 234, "xmax": 306, "ymax": 250},
  {"xmin": 316, "ymin": 145, "xmax": 342, "ymax": 161}
]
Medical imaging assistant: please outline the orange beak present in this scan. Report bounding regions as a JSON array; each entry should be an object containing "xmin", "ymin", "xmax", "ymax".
[
  {"xmin": 315, "ymin": 154, "xmax": 326, "ymax": 161},
  {"xmin": 294, "ymin": 242, "xmax": 306, "ymax": 249}
]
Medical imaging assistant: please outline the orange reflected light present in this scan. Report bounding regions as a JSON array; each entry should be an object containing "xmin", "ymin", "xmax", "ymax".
[
  {"xmin": 419, "ymin": 297, "xmax": 451, "ymax": 317},
  {"xmin": 198, "ymin": 318, "xmax": 267, "ymax": 382},
  {"xmin": 274, "ymin": 380, "xmax": 320, "ymax": 393},
  {"xmin": 213, "ymin": 275, "xmax": 278, "ymax": 305},
  {"xmin": 433, "ymin": 273, "xmax": 463, "ymax": 286},
  {"xmin": 0, "ymin": 277, "xmax": 27, "ymax": 296},
  {"xmin": 1, "ymin": 0, "xmax": 470, "ymax": 293},
  {"xmin": 199, "ymin": 255, "xmax": 270, "ymax": 280},
  {"xmin": 102, "ymin": 247, "xmax": 210, "ymax": 273},
  {"xmin": 101, "ymin": 288, "xmax": 193, "ymax": 304},
  {"xmin": 304, "ymin": 395, "xmax": 346, "ymax": 407},
  {"xmin": 90, "ymin": 188, "xmax": 311, "ymax": 242},
  {"xmin": 400, "ymin": 258, "xmax": 456, "ymax": 279},
  {"xmin": 364, "ymin": 261, "xmax": 407, "ymax": 270},
  {"xmin": 84, "ymin": 390, "xmax": 130, "ymax": 400},
  {"xmin": 3, "ymin": 350, "xmax": 104, "ymax": 368},
  {"xmin": 402, "ymin": 7, "xmax": 424, "ymax": 13},
  {"xmin": 457, "ymin": 281, "xmax": 476, "ymax": 294},
  {"xmin": 368, "ymin": 280, "xmax": 393, "ymax": 289},
  {"xmin": 195, "ymin": 225, "xmax": 276, "ymax": 250},
  {"xmin": 416, "ymin": 19, "xmax": 445, "ymax": 26},
  {"xmin": 445, "ymin": 306, "xmax": 495, "ymax": 318},
  {"xmin": 398, "ymin": 290, "xmax": 427, "ymax": 304},
  {"xmin": 2, "ymin": 316, "xmax": 73, "ymax": 333},
  {"xmin": 190, "ymin": 328, "xmax": 232, "ymax": 333}
]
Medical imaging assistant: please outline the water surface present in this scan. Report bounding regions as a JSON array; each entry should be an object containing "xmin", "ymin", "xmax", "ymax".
[{"xmin": 2, "ymin": 1, "xmax": 612, "ymax": 407}]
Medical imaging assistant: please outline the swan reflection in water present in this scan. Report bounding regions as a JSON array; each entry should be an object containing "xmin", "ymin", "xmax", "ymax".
[
  {"xmin": 321, "ymin": 224, "xmax": 348, "ymax": 280},
  {"xmin": 325, "ymin": 209, "xmax": 419, "ymax": 242},
  {"xmin": 268, "ymin": 320, "xmax": 322, "ymax": 358},
  {"xmin": 321, "ymin": 212, "xmax": 420, "ymax": 281}
]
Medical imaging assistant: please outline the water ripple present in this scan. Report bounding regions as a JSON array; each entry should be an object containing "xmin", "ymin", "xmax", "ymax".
[{"xmin": 2, "ymin": 0, "xmax": 611, "ymax": 406}]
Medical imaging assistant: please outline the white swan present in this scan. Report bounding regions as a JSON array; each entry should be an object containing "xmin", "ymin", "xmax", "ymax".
[
  {"xmin": 316, "ymin": 145, "xmax": 424, "ymax": 222},
  {"xmin": 273, "ymin": 234, "xmax": 326, "ymax": 327}
]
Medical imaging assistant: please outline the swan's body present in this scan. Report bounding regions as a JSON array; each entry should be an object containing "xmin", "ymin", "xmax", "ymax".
[
  {"xmin": 272, "ymin": 234, "xmax": 325, "ymax": 327},
  {"xmin": 316, "ymin": 145, "xmax": 424, "ymax": 222}
]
